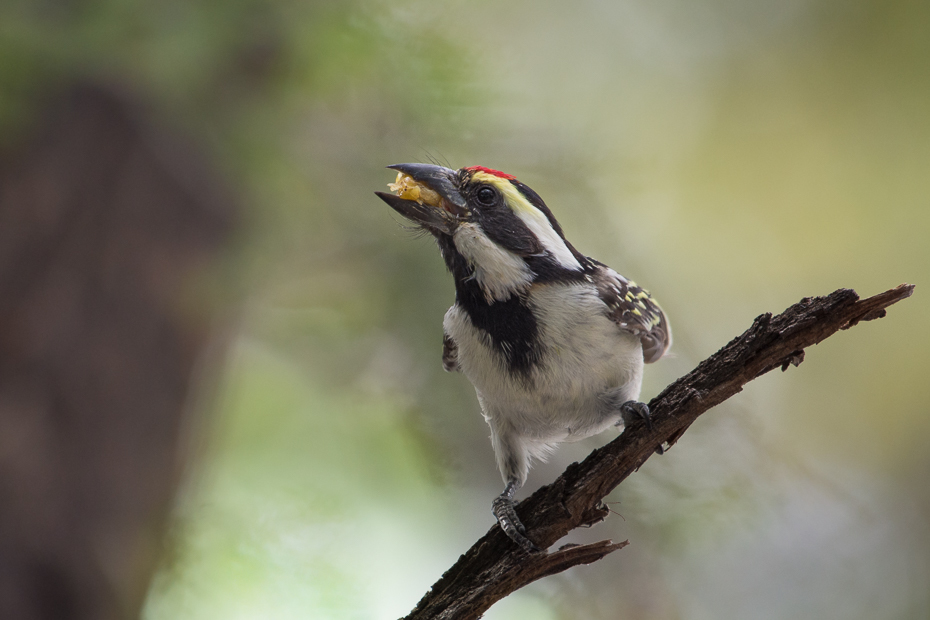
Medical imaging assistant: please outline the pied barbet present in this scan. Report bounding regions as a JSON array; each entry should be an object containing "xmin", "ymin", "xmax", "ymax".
[{"xmin": 376, "ymin": 163, "xmax": 671, "ymax": 553}]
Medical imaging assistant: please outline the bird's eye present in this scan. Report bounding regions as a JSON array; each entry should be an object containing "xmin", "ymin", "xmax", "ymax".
[{"xmin": 476, "ymin": 186, "xmax": 497, "ymax": 206}]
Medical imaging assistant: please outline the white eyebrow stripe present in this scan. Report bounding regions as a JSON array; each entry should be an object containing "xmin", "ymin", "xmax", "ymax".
[
  {"xmin": 471, "ymin": 171, "xmax": 582, "ymax": 271},
  {"xmin": 512, "ymin": 208, "xmax": 581, "ymax": 270}
]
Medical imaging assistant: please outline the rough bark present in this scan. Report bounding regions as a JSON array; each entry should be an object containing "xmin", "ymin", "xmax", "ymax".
[
  {"xmin": 404, "ymin": 284, "xmax": 915, "ymax": 620},
  {"xmin": 0, "ymin": 84, "xmax": 234, "ymax": 620}
]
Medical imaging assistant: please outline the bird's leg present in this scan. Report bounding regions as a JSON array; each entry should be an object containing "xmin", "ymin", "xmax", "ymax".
[{"xmin": 491, "ymin": 479, "xmax": 541, "ymax": 554}]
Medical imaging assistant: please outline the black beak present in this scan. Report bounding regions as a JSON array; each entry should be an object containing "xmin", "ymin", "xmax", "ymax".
[
  {"xmin": 375, "ymin": 163, "xmax": 467, "ymax": 235},
  {"xmin": 386, "ymin": 164, "xmax": 466, "ymax": 209}
]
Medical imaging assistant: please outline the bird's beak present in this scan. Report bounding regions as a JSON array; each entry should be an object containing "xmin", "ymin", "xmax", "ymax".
[{"xmin": 375, "ymin": 163, "xmax": 467, "ymax": 235}]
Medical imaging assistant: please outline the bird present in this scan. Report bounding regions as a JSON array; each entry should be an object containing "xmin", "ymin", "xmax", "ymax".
[{"xmin": 375, "ymin": 163, "xmax": 671, "ymax": 553}]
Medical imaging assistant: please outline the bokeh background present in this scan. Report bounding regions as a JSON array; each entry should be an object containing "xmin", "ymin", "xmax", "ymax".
[{"xmin": 2, "ymin": 0, "xmax": 928, "ymax": 618}]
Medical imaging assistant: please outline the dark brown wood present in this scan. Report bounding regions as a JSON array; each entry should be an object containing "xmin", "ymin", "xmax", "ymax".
[
  {"xmin": 404, "ymin": 284, "xmax": 914, "ymax": 620},
  {"xmin": 0, "ymin": 84, "xmax": 234, "ymax": 620}
]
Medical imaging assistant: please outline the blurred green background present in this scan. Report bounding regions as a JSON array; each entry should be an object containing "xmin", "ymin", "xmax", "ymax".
[{"xmin": 4, "ymin": 0, "xmax": 928, "ymax": 617}]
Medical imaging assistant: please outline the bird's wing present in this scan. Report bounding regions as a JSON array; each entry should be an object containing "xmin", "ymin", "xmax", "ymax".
[
  {"xmin": 591, "ymin": 263, "xmax": 672, "ymax": 364},
  {"xmin": 442, "ymin": 332, "xmax": 460, "ymax": 372}
]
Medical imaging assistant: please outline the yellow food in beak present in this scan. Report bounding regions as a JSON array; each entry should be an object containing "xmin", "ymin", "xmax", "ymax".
[{"xmin": 388, "ymin": 172, "xmax": 443, "ymax": 208}]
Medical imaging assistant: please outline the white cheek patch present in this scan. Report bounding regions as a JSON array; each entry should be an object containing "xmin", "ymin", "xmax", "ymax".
[{"xmin": 454, "ymin": 223, "xmax": 532, "ymax": 302}]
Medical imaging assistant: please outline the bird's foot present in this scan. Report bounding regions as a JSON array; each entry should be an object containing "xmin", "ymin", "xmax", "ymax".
[
  {"xmin": 619, "ymin": 400, "xmax": 653, "ymax": 430},
  {"xmin": 492, "ymin": 494, "xmax": 541, "ymax": 554},
  {"xmin": 619, "ymin": 400, "xmax": 665, "ymax": 455}
]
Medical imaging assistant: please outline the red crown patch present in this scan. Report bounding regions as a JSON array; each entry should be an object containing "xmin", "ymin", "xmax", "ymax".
[{"xmin": 464, "ymin": 166, "xmax": 516, "ymax": 180}]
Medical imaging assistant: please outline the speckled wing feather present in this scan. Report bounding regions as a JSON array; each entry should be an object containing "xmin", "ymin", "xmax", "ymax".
[
  {"xmin": 442, "ymin": 333, "xmax": 460, "ymax": 372},
  {"xmin": 591, "ymin": 263, "xmax": 671, "ymax": 364}
]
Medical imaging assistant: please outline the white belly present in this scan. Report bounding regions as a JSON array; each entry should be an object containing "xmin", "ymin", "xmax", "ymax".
[{"xmin": 444, "ymin": 282, "xmax": 644, "ymax": 446}]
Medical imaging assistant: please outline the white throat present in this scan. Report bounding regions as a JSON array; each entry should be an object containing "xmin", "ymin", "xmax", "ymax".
[{"xmin": 453, "ymin": 223, "xmax": 532, "ymax": 303}]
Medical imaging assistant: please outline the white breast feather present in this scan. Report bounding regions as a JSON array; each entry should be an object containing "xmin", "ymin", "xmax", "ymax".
[{"xmin": 444, "ymin": 282, "xmax": 644, "ymax": 467}]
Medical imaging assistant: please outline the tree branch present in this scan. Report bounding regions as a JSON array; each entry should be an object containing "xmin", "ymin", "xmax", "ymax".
[{"xmin": 403, "ymin": 284, "xmax": 915, "ymax": 620}]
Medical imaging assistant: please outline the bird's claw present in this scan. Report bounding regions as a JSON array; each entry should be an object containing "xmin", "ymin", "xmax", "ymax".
[
  {"xmin": 492, "ymin": 494, "xmax": 541, "ymax": 553},
  {"xmin": 620, "ymin": 400, "xmax": 653, "ymax": 430},
  {"xmin": 620, "ymin": 400, "xmax": 665, "ymax": 454}
]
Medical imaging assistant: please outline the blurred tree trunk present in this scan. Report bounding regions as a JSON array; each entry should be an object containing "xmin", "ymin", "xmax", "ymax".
[{"xmin": 0, "ymin": 84, "xmax": 234, "ymax": 620}]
